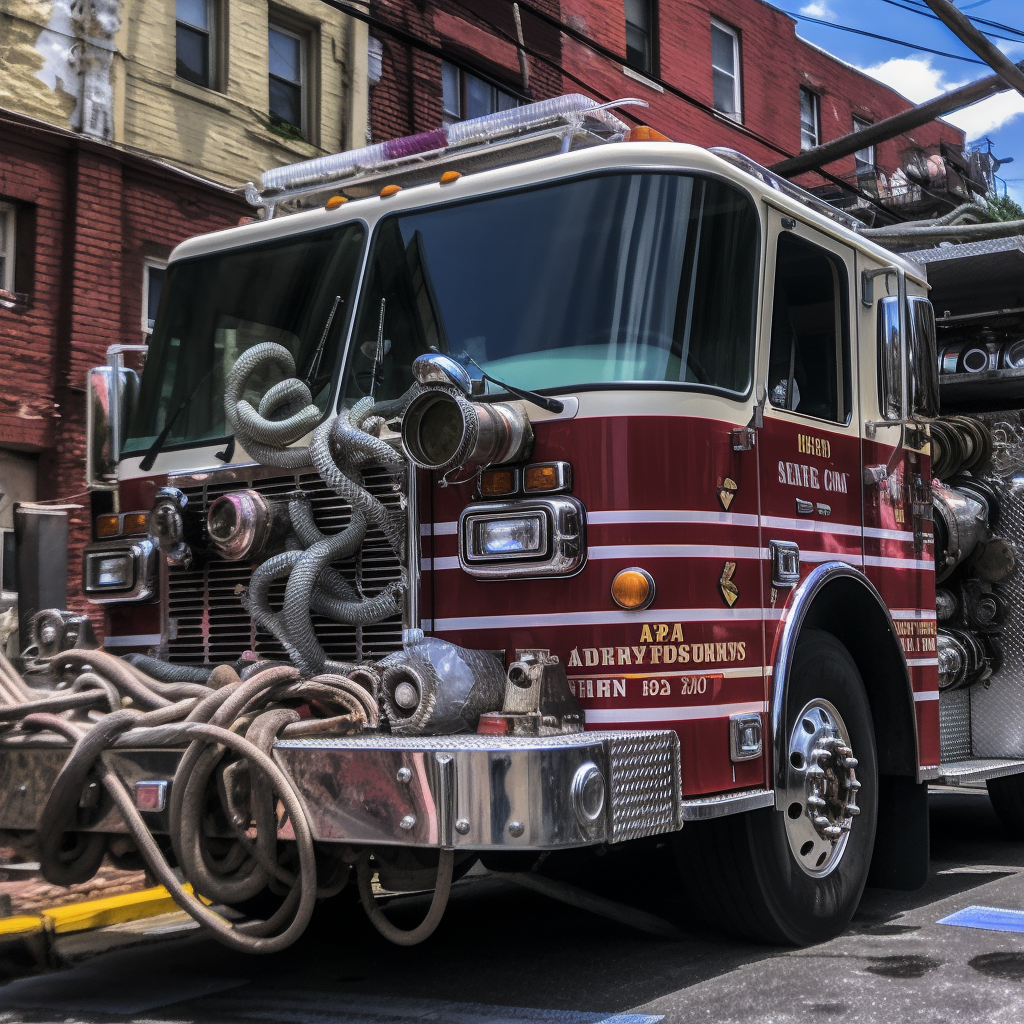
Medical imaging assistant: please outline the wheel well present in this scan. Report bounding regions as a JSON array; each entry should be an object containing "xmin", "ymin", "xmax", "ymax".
[{"xmin": 800, "ymin": 576, "xmax": 917, "ymax": 777}]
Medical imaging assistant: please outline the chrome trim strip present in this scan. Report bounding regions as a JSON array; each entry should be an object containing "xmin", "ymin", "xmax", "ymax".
[
  {"xmin": 770, "ymin": 561, "xmax": 920, "ymax": 806},
  {"xmin": 585, "ymin": 701, "xmax": 766, "ymax": 725},
  {"xmin": 431, "ymin": 606, "xmax": 765, "ymax": 631},
  {"xmin": 679, "ymin": 788, "xmax": 775, "ymax": 820}
]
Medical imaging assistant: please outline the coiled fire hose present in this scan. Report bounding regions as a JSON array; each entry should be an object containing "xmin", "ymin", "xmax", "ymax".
[
  {"xmin": 0, "ymin": 648, "xmax": 454, "ymax": 950},
  {"xmin": 224, "ymin": 343, "xmax": 414, "ymax": 676}
]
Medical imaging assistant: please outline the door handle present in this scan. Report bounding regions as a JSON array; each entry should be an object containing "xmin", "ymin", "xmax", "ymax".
[{"xmin": 770, "ymin": 540, "xmax": 801, "ymax": 588}]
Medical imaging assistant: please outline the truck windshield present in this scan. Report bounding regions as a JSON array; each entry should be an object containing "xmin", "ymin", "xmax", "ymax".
[
  {"xmin": 123, "ymin": 222, "xmax": 366, "ymax": 455},
  {"xmin": 342, "ymin": 172, "xmax": 759, "ymax": 407}
]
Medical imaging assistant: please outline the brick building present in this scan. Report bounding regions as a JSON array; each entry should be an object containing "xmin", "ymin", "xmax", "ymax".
[
  {"xmin": 365, "ymin": 0, "xmax": 966, "ymax": 214},
  {"xmin": 0, "ymin": 111, "xmax": 247, "ymax": 622}
]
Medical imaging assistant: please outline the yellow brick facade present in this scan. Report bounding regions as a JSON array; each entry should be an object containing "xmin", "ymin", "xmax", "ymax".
[{"xmin": 0, "ymin": 0, "xmax": 369, "ymax": 187}]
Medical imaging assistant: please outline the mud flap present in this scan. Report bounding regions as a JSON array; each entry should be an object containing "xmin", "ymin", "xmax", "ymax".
[{"xmin": 868, "ymin": 774, "xmax": 929, "ymax": 890}]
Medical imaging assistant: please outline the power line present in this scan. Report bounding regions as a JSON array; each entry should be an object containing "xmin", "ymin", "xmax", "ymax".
[
  {"xmin": 900, "ymin": 0, "xmax": 1024, "ymax": 39},
  {"xmin": 878, "ymin": 0, "xmax": 1024, "ymax": 42},
  {"xmin": 781, "ymin": 10, "xmax": 988, "ymax": 62}
]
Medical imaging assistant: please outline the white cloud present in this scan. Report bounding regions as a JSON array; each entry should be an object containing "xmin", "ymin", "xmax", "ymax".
[
  {"xmin": 800, "ymin": 2, "xmax": 836, "ymax": 19},
  {"xmin": 857, "ymin": 55, "xmax": 1024, "ymax": 142},
  {"xmin": 996, "ymin": 39, "xmax": 1024, "ymax": 59}
]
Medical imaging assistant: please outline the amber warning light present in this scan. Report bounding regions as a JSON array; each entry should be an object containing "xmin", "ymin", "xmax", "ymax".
[{"xmin": 611, "ymin": 568, "xmax": 656, "ymax": 610}]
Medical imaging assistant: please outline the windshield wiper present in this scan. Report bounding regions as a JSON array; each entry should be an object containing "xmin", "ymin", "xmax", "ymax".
[
  {"xmin": 457, "ymin": 353, "xmax": 564, "ymax": 414},
  {"xmin": 138, "ymin": 368, "xmax": 217, "ymax": 471},
  {"xmin": 304, "ymin": 294, "xmax": 342, "ymax": 394}
]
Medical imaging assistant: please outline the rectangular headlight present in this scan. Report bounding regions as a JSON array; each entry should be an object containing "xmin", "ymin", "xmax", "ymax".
[
  {"xmin": 475, "ymin": 515, "xmax": 545, "ymax": 557},
  {"xmin": 85, "ymin": 552, "xmax": 135, "ymax": 591}
]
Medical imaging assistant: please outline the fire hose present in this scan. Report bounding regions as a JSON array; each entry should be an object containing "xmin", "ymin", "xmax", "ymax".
[{"xmin": 0, "ymin": 648, "xmax": 454, "ymax": 950}]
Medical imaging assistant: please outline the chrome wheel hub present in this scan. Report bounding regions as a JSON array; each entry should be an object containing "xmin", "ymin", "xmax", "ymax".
[{"xmin": 783, "ymin": 699, "xmax": 861, "ymax": 877}]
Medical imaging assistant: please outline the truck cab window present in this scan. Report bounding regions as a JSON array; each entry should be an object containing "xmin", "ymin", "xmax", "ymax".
[{"xmin": 767, "ymin": 232, "xmax": 850, "ymax": 424}]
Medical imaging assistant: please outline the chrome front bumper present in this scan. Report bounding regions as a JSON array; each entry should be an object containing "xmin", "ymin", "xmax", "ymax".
[{"xmin": 0, "ymin": 730, "xmax": 682, "ymax": 851}]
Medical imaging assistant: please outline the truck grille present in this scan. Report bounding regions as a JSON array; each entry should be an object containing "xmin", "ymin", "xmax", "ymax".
[{"xmin": 164, "ymin": 465, "xmax": 408, "ymax": 666}]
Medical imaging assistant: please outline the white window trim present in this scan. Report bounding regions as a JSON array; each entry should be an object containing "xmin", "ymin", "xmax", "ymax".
[
  {"xmin": 268, "ymin": 21, "xmax": 308, "ymax": 135},
  {"xmin": 710, "ymin": 18, "xmax": 741, "ymax": 123},
  {"xmin": 800, "ymin": 87, "xmax": 820, "ymax": 151},
  {"xmin": 0, "ymin": 203, "xmax": 16, "ymax": 294},
  {"xmin": 142, "ymin": 258, "xmax": 167, "ymax": 335}
]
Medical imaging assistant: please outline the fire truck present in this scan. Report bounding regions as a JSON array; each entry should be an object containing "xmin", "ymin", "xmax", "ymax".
[{"xmin": 2, "ymin": 94, "xmax": 1022, "ymax": 949}]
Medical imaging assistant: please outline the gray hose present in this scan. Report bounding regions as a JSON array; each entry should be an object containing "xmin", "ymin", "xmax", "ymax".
[
  {"xmin": 356, "ymin": 849, "xmax": 454, "ymax": 946},
  {"xmin": 122, "ymin": 653, "xmax": 212, "ymax": 685},
  {"xmin": 224, "ymin": 343, "xmax": 321, "ymax": 468},
  {"xmin": 862, "ymin": 218, "xmax": 1024, "ymax": 243}
]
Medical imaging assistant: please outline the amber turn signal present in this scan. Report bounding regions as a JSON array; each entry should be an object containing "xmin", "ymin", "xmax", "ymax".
[
  {"xmin": 524, "ymin": 464, "xmax": 560, "ymax": 492},
  {"xmin": 626, "ymin": 125, "xmax": 672, "ymax": 143},
  {"xmin": 611, "ymin": 568, "xmax": 656, "ymax": 610},
  {"xmin": 95, "ymin": 514, "xmax": 121, "ymax": 539},
  {"xmin": 325, "ymin": 195, "xmax": 348, "ymax": 210},
  {"xmin": 122, "ymin": 512, "xmax": 150, "ymax": 536},
  {"xmin": 480, "ymin": 469, "xmax": 516, "ymax": 496},
  {"xmin": 440, "ymin": 170, "xmax": 462, "ymax": 184}
]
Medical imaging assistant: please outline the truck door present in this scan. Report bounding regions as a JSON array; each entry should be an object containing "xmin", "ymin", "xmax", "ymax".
[{"xmin": 757, "ymin": 211, "xmax": 860, "ymax": 672}]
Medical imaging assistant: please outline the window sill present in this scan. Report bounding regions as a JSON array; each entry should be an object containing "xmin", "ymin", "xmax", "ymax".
[
  {"xmin": 0, "ymin": 290, "xmax": 29, "ymax": 313},
  {"xmin": 621, "ymin": 66, "xmax": 664, "ymax": 93},
  {"xmin": 168, "ymin": 77, "xmax": 232, "ymax": 113},
  {"xmin": 713, "ymin": 109, "xmax": 743, "ymax": 125}
]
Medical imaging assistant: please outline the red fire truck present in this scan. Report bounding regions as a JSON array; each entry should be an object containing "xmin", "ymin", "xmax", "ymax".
[{"xmin": 3, "ymin": 95, "xmax": 1021, "ymax": 949}]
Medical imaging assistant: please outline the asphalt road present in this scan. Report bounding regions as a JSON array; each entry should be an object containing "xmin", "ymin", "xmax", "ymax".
[{"xmin": 2, "ymin": 788, "xmax": 1024, "ymax": 1024}]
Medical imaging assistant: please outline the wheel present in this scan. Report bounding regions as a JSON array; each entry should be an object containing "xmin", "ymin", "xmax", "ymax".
[
  {"xmin": 986, "ymin": 773, "xmax": 1024, "ymax": 837},
  {"xmin": 672, "ymin": 628, "xmax": 878, "ymax": 945}
]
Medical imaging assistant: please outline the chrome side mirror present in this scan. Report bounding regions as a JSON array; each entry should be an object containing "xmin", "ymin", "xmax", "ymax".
[
  {"xmin": 907, "ymin": 296, "xmax": 940, "ymax": 419},
  {"xmin": 877, "ymin": 296, "xmax": 902, "ymax": 421},
  {"xmin": 86, "ymin": 363, "xmax": 140, "ymax": 489},
  {"xmin": 411, "ymin": 353, "xmax": 475, "ymax": 395}
]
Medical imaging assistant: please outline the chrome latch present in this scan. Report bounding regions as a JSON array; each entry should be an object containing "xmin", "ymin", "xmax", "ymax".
[
  {"xmin": 730, "ymin": 713, "xmax": 763, "ymax": 762},
  {"xmin": 770, "ymin": 540, "xmax": 801, "ymax": 588}
]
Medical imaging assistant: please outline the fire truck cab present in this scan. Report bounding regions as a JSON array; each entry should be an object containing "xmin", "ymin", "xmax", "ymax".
[{"xmin": 7, "ymin": 96, "xmax": 1021, "ymax": 948}]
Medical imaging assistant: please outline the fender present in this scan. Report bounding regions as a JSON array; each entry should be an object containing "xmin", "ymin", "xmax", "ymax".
[{"xmin": 770, "ymin": 561, "xmax": 920, "ymax": 810}]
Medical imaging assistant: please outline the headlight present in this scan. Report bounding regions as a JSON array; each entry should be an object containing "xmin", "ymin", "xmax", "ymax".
[
  {"xmin": 474, "ymin": 514, "xmax": 546, "ymax": 557},
  {"xmin": 459, "ymin": 497, "xmax": 586, "ymax": 579},
  {"xmin": 85, "ymin": 552, "xmax": 135, "ymax": 591}
]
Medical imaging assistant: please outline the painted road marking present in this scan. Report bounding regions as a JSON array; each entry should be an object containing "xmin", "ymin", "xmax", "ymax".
[{"xmin": 939, "ymin": 905, "xmax": 1024, "ymax": 933}]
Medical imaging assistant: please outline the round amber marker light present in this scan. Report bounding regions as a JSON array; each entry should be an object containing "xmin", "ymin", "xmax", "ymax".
[
  {"xmin": 440, "ymin": 170, "xmax": 462, "ymax": 184},
  {"xmin": 325, "ymin": 195, "xmax": 348, "ymax": 210},
  {"xmin": 611, "ymin": 569, "xmax": 654, "ymax": 610}
]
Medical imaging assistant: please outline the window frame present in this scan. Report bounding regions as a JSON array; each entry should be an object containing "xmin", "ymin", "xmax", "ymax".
[
  {"xmin": 440, "ymin": 60, "xmax": 521, "ymax": 126},
  {"xmin": 175, "ymin": 0, "xmax": 219, "ymax": 91},
  {"xmin": 766, "ymin": 230, "xmax": 852, "ymax": 427},
  {"xmin": 0, "ymin": 202, "xmax": 16, "ymax": 294},
  {"xmin": 624, "ymin": 0, "xmax": 657, "ymax": 76},
  {"xmin": 852, "ymin": 116, "xmax": 876, "ymax": 175},
  {"xmin": 268, "ymin": 19, "xmax": 311, "ymax": 138},
  {"xmin": 799, "ymin": 87, "xmax": 820, "ymax": 152},
  {"xmin": 710, "ymin": 18, "xmax": 742, "ymax": 123},
  {"xmin": 142, "ymin": 258, "xmax": 168, "ymax": 336},
  {"xmin": 0, "ymin": 528, "xmax": 15, "ymax": 598}
]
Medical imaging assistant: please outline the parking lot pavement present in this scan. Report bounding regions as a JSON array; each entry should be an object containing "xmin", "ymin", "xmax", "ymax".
[{"xmin": 0, "ymin": 789, "xmax": 1022, "ymax": 1024}]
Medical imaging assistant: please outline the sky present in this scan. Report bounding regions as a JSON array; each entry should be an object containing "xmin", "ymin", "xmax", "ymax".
[{"xmin": 771, "ymin": 0, "xmax": 1024, "ymax": 207}]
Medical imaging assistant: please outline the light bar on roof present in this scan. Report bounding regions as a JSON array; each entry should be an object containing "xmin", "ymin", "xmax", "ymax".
[{"xmin": 261, "ymin": 94, "xmax": 634, "ymax": 193}]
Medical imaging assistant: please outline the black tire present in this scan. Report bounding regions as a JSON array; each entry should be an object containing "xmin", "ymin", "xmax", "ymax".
[
  {"xmin": 987, "ymin": 774, "xmax": 1024, "ymax": 837},
  {"xmin": 672, "ymin": 629, "xmax": 878, "ymax": 945}
]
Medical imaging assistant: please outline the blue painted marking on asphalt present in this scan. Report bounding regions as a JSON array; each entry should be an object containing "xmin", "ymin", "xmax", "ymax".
[{"xmin": 939, "ymin": 905, "xmax": 1024, "ymax": 933}]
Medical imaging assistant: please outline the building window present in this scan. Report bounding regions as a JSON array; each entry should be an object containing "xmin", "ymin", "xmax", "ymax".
[
  {"xmin": 0, "ymin": 530, "xmax": 15, "ymax": 595},
  {"xmin": 269, "ymin": 23, "xmax": 307, "ymax": 136},
  {"xmin": 143, "ymin": 261, "xmax": 167, "ymax": 334},
  {"xmin": 625, "ymin": 0, "xmax": 654, "ymax": 74},
  {"xmin": 853, "ymin": 116, "xmax": 875, "ymax": 175},
  {"xmin": 710, "ymin": 19, "xmax": 741, "ymax": 122},
  {"xmin": 441, "ymin": 61, "xmax": 519, "ymax": 126},
  {"xmin": 799, "ymin": 87, "xmax": 820, "ymax": 151},
  {"xmin": 176, "ymin": 0, "xmax": 215, "ymax": 89},
  {"xmin": 0, "ymin": 203, "xmax": 16, "ymax": 295}
]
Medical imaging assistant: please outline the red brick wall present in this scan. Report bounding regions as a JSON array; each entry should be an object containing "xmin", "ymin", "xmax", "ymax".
[
  {"xmin": 0, "ymin": 113, "xmax": 247, "ymax": 624},
  {"xmin": 558, "ymin": 0, "xmax": 963, "ymax": 182},
  {"xmin": 368, "ymin": 0, "xmax": 563, "ymax": 141}
]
